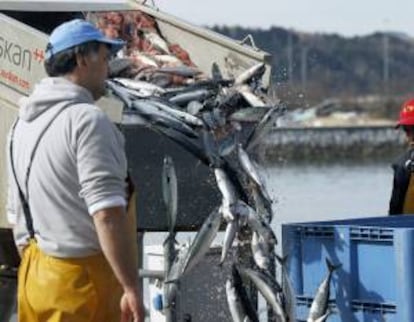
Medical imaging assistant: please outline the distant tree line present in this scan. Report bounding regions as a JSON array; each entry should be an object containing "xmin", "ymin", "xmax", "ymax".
[{"xmin": 211, "ymin": 25, "xmax": 414, "ymax": 108}]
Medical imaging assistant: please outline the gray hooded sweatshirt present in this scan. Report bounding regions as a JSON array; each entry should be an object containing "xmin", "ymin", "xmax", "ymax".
[{"xmin": 6, "ymin": 77, "xmax": 128, "ymax": 258}]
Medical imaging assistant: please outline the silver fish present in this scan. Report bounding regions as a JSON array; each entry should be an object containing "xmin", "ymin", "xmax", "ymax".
[
  {"xmin": 131, "ymin": 100, "xmax": 199, "ymax": 138},
  {"xmin": 238, "ymin": 145, "xmax": 273, "ymax": 211},
  {"xmin": 154, "ymin": 126, "xmax": 209, "ymax": 166},
  {"xmin": 237, "ymin": 85, "xmax": 266, "ymax": 107},
  {"xmin": 237, "ymin": 144, "xmax": 266, "ymax": 190},
  {"xmin": 220, "ymin": 219, "xmax": 239, "ymax": 265},
  {"xmin": 157, "ymin": 66, "xmax": 201, "ymax": 78},
  {"xmin": 181, "ymin": 207, "xmax": 222, "ymax": 274},
  {"xmin": 238, "ymin": 266, "xmax": 286, "ymax": 322},
  {"xmin": 162, "ymin": 156, "xmax": 178, "ymax": 235},
  {"xmin": 243, "ymin": 201, "xmax": 277, "ymax": 246},
  {"xmin": 235, "ymin": 63, "xmax": 266, "ymax": 85},
  {"xmin": 229, "ymin": 266, "xmax": 260, "ymax": 322},
  {"xmin": 251, "ymin": 185, "xmax": 273, "ymax": 223},
  {"xmin": 105, "ymin": 80, "xmax": 133, "ymax": 108},
  {"xmin": 165, "ymin": 243, "xmax": 189, "ymax": 283},
  {"xmin": 169, "ymin": 89, "xmax": 213, "ymax": 106},
  {"xmin": 186, "ymin": 100, "xmax": 204, "ymax": 115},
  {"xmin": 211, "ymin": 62, "xmax": 223, "ymax": 81},
  {"xmin": 113, "ymin": 77, "xmax": 166, "ymax": 95},
  {"xmin": 313, "ymin": 311, "xmax": 331, "ymax": 322},
  {"xmin": 201, "ymin": 129, "xmax": 221, "ymax": 167},
  {"xmin": 154, "ymin": 54, "xmax": 183, "ymax": 65},
  {"xmin": 226, "ymin": 279, "xmax": 247, "ymax": 322},
  {"xmin": 130, "ymin": 51, "xmax": 159, "ymax": 67},
  {"xmin": 150, "ymin": 99, "xmax": 205, "ymax": 127},
  {"xmin": 307, "ymin": 258, "xmax": 341, "ymax": 322},
  {"xmin": 214, "ymin": 168, "xmax": 238, "ymax": 209},
  {"xmin": 276, "ymin": 255, "xmax": 297, "ymax": 322},
  {"xmin": 245, "ymin": 106, "xmax": 284, "ymax": 152},
  {"xmin": 144, "ymin": 31, "xmax": 170, "ymax": 54},
  {"xmin": 251, "ymin": 232, "xmax": 271, "ymax": 271}
]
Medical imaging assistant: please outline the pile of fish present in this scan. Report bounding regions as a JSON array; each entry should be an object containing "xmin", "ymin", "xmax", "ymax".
[
  {"xmin": 96, "ymin": 11, "xmax": 341, "ymax": 322},
  {"xmin": 88, "ymin": 10, "xmax": 203, "ymax": 87}
]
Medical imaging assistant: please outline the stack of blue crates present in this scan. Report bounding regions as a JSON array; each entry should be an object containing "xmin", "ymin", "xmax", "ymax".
[{"xmin": 282, "ymin": 216, "xmax": 414, "ymax": 322}]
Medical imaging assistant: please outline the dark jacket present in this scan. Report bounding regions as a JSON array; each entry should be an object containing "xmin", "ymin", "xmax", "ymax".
[{"xmin": 389, "ymin": 149, "xmax": 414, "ymax": 215}]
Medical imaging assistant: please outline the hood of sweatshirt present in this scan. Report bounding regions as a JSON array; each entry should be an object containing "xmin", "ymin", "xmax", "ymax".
[{"xmin": 18, "ymin": 77, "xmax": 95, "ymax": 122}]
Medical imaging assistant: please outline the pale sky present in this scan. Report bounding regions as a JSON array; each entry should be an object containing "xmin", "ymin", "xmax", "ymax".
[{"xmin": 155, "ymin": 0, "xmax": 414, "ymax": 37}]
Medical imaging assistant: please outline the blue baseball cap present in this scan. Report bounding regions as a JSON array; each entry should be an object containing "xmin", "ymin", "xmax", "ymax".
[{"xmin": 45, "ymin": 19, "xmax": 125, "ymax": 59}]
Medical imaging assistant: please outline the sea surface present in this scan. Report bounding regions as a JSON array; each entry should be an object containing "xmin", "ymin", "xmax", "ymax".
[{"xmin": 144, "ymin": 160, "xmax": 393, "ymax": 245}]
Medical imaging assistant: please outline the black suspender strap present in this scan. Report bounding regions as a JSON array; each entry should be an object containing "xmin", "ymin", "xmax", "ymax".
[{"xmin": 9, "ymin": 110, "xmax": 65, "ymax": 239}]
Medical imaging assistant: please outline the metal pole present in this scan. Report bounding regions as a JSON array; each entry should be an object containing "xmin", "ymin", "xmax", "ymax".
[
  {"xmin": 383, "ymin": 32, "xmax": 390, "ymax": 96},
  {"xmin": 164, "ymin": 233, "xmax": 177, "ymax": 322},
  {"xmin": 287, "ymin": 31, "xmax": 293, "ymax": 85},
  {"xmin": 301, "ymin": 46, "xmax": 308, "ymax": 94}
]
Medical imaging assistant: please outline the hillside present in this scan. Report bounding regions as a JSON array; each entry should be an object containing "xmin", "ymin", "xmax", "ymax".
[{"xmin": 211, "ymin": 25, "xmax": 414, "ymax": 115}]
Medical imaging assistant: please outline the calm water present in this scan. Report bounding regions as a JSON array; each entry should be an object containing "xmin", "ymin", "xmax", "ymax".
[
  {"xmin": 145, "ymin": 160, "xmax": 393, "ymax": 245},
  {"xmin": 265, "ymin": 161, "xmax": 392, "ymax": 224}
]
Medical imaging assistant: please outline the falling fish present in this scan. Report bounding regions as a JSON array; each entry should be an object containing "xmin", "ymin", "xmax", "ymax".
[
  {"xmin": 236, "ymin": 84, "xmax": 266, "ymax": 107},
  {"xmin": 307, "ymin": 258, "xmax": 341, "ymax": 322},
  {"xmin": 251, "ymin": 231, "xmax": 272, "ymax": 271},
  {"xmin": 214, "ymin": 168, "xmax": 238, "ymax": 209},
  {"xmin": 180, "ymin": 206, "xmax": 222, "ymax": 274},
  {"xmin": 238, "ymin": 266, "xmax": 286, "ymax": 322},
  {"xmin": 162, "ymin": 156, "xmax": 178, "ymax": 235},
  {"xmin": 276, "ymin": 254, "xmax": 297, "ymax": 322},
  {"xmin": 236, "ymin": 199, "xmax": 277, "ymax": 246},
  {"xmin": 235, "ymin": 63, "xmax": 266, "ymax": 85},
  {"xmin": 245, "ymin": 105, "xmax": 285, "ymax": 152},
  {"xmin": 226, "ymin": 265, "xmax": 260, "ymax": 322},
  {"xmin": 220, "ymin": 219, "xmax": 239, "ymax": 265},
  {"xmin": 237, "ymin": 144, "xmax": 274, "ymax": 220}
]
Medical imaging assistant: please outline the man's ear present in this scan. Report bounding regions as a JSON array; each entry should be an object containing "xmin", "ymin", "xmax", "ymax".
[{"xmin": 75, "ymin": 53, "xmax": 88, "ymax": 69}]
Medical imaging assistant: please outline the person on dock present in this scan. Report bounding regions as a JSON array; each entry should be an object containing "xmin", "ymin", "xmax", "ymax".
[
  {"xmin": 389, "ymin": 98, "xmax": 414, "ymax": 215},
  {"xmin": 6, "ymin": 19, "xmax": 144, "ymax": 321}
]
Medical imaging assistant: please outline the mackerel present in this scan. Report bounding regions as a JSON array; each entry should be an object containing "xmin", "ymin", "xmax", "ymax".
[
  {"xmin": 251, "ymin": 231, "xmax": 272, "ymax": 271},
  {"xmin": 169, "ymin": 89, "xmax": 213, "ymax": 106},
  {"xmin": 238, "ymin": 266, "xmax": 286, "ymax": 322},
  {"xmin": 162, "ymin": 156, "xmax": 178, "ymax": 235},
  {"xmin": 276, "ymin": 255, "xmax": 297, "ymax": 322},
  {"xmin": 226, "ymin": 266, "xmax": 260, "ymax": 322},
  {"xmin": 150, "ymin": 99, "xmax": 205, "ymax": 127},
  {"xmin": 131, "ymin": 100, "xmax": 199, "ymax": 138},
  {"xmin": 113, "ymin": 77, "xmax": 166, "ymax": 95},
  {"xmin": 307, "ymin": 258, "xmax": 341, "ymax": 322},
  {"xmin": 181, "ymin": 207, "xmax": 222, "ymax": 274},
  {"xmin": 235, "ymin": 63, "xmax": 266, "ymax": 85},
  {"xmin": 245, "ymin": 106, "xmax": 284, "ymax": 152},
  {"xmin": 220, "ymin": 219, "xmax": 239, "ymax": 265}
]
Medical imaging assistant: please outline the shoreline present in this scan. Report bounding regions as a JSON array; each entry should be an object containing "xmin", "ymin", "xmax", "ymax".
[{"xmin": 256, "ymin": 125, "xmax": 405, "ymax": 162}]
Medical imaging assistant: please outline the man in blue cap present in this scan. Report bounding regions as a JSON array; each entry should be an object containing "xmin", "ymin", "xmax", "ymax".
[{"xmin": 7, "ymin": 19, "xmax": 144, "ymax": 321}]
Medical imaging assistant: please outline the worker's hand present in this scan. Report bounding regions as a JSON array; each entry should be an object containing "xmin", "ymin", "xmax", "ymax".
[{"xmin": 120, "ymin": 289, "xmax": 145, "ymax": 322}]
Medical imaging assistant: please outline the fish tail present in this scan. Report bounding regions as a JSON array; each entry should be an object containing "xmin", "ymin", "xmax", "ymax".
[
  {"xmin": 276, "ymin": 253, "xmax": 288, "ymax": 266},
  {"xmin": 325, "ymin": 257, "xmax": 342, "ymax": 273}
]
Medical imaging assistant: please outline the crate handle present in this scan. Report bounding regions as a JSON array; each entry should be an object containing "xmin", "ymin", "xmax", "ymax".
[
  {"xmin": 140, "ymin": 0, "xmax": 160, "ymax": 10},
  {"xmin": 239, "ymin": 34, "xmax": 259, "ymax": 51}
]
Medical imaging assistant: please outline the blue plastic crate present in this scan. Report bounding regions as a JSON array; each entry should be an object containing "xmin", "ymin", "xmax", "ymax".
[{"xmin": 282, "ymin": 216, "xmax": 414, "ymax": 322}]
